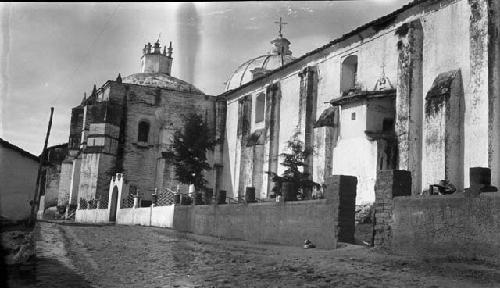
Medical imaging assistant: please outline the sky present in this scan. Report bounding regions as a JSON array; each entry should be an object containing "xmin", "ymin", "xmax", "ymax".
[{"xmin": 0, "ymin": 1, "xmax": 412, "ymax": 155}]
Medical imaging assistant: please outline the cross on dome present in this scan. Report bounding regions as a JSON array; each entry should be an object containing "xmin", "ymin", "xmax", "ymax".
[{"xmin": 274, "ymin": 17, "xmax": 288, "ymax": 38}]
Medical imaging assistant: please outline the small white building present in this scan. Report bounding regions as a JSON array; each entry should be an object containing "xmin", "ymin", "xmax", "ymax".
[{"xmin": 0, "ymin": 138, "xmax": 39, "ymax": 221}]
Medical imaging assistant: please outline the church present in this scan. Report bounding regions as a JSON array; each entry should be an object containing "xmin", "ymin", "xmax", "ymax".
[
  {"xmin": 54, "ymin": 40, "xmax": 219, "ymax": 211},
  {"xmin": 52, "ymin": 0, "xmax": 499, "ymax": 212}
]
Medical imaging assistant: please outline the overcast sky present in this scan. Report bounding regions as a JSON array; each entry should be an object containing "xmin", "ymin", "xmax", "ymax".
[{"xmin": 0, "ymin": 1, "xmax": 411, "ymax": 155}]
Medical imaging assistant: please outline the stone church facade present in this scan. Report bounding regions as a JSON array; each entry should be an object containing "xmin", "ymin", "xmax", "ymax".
[
  {"xmin": 55, "ymin": 0, "xmax": 500, "ymax": 210},
  {"xmin": 56, "ymin": 40, "xmax": 219, "ymax": 209}
]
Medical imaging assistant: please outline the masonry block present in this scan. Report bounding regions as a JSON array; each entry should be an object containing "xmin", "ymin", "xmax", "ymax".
[
  {"xmin": 374, "ymin": 170, "xmax": 411, "ymax": 248},
  {"xmin": 203, "ymin": 188, "xmax": 214, "ymax": 205},
  {"xmin": 470, "ymin": 167, "xmax": 491, "ymax": 186},
  {"xmin": 245, "ymin": 187, "xmax": 256, "ymax": 203},
  {"xmin": 217, "ymin": 190, "xmax": 227, "ymax": 205},
  {"xmin": 194, "ymin": 192, "xmax": 203, "ymax": 205},
  {"xmin": 325, "ymin": 175, "xmax": 357, "ymax": 244}
]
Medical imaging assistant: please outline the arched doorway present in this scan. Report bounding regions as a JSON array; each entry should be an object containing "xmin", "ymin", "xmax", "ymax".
[{"xmin": 109, "ymin": 186, "xmax": 119, "ymax": 221}]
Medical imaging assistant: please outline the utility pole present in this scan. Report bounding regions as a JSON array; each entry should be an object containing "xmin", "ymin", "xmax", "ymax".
[{"xmin": 29, "ymin": 107, "xmax": 54, "ymax": 226}]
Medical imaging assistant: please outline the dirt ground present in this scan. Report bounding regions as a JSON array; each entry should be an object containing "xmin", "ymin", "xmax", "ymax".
[{"xmin": 6, "ymin": 221, "xmax": 500, "ymax": 288}]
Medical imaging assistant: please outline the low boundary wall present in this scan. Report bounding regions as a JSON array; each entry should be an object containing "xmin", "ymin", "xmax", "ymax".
[
  {"xmin": 174, "ymin": 199, "xmax": 337, "ymax": 248},
  {"xmin": 390, "ymin": 193, "xmax": 500, "ymax": 263},
  {"xmin": 74, "ymin": 175, "xmax": 357, "ymax": 249},
  {"xmin": 114, "ymin": 175, "xmax": 357, "ymax": 249},
  {"xmin": 115, "ymin": 200, "xmax": 338, "ymax": 249},
  {"xmin": 374, "ymin": 169, "xmax": 500, "ymax": 264},
  {"xmin": 75, "ymin": 208, "xmax": 109, "ymax": 223}
]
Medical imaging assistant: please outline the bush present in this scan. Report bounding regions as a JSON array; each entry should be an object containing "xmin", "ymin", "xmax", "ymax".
[{"xmin": 267, "ymin": 133, "xmax": 320, "ymax": 200}]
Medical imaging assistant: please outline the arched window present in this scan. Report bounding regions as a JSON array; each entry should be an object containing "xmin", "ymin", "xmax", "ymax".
[
  {"xmin": 340, "ymin": 55, "xmax": 358, "ymax": 95},
  {"xmin": 255, "ymin": 93, "xmax": 265, "ymax": 123},
  {"xmin": 138, "ymin": 120, "xmax": 150, "ymax": 142}
]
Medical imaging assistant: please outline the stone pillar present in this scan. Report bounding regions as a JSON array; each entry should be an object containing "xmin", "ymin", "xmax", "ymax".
[
  {"xmin": 57, "ymin": 159, "xmax": 74, "ymax": 207},
  {"xmin": 395, "ymin": 20, "xmax": 423, "ymax": 195},
  {"xmin": 237, "ymin": 95, "xmax": 252, "ymax": 199},
  {"xmin": 325, "ymin": 175, "xmax": 357, "ymax": 244},
  {"xmin": 264, "ymin": 83, "xmax": 281, "ymax": 197},
  {"xmin": 298, "ymin": 66, "xmax": 318, "ymax": 193},
  {"xmin": 373, "ymin": 170, "xmax": 411, "ymax": 248},
  {"xmin": 68, "ymin": 157, "xmax": 81, "ymax": 206},
  {"xmin": 423, "ymin": 70, "xmax": 465, "ymax": 191},
  {"xmin": 488, "ymin": 0, "xmax": 500, "ymax": 187},
  {"xmin": 214, "ymin": 99, "xmax": 227, "ymax": 195}
]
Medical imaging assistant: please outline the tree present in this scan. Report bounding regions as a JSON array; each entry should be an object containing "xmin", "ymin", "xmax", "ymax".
[
  {"xmin": 168, "ymin": 113, "xmax": 216, "ymax": 190},
  {"xmin": 267, "ymin": 133, "xmax": 320, "ymax": 199}
]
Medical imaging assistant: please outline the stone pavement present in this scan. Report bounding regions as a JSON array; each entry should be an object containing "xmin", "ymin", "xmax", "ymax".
[
  {"xmin": 6, "ymin": 221, "xmax": 93, "ymax": 288},
  {"xmin": 8, "ymin": 221, "xmax": 500, "ymax": 287}
]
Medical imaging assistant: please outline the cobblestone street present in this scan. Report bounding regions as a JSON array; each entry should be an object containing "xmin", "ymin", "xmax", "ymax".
[{"xmin": 9, "ymin": 221, "xmax": 500, "ymax": 288}]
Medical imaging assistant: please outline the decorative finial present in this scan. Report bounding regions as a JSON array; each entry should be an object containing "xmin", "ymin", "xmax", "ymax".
[
  {"xmin": 274, "ymin": 17, "xmax": 288, "ymax": 38},
  {"xmin": 82, "ymin": 92, "xmax": 87, "ymax": 103},
  {"xmin": 167, "ymin": 41, "xmax": 173, "ymax": 58},
  {"xmin": 163, "ymin": 46, "xmax": 166, "ymax": 56},
  {"xmin": 116, "ymin": 73, "xmax": 122, "ymax": 83},
  {"xmin": 91, "ymin": 84, "xmax": 97, "ymax": 98}
]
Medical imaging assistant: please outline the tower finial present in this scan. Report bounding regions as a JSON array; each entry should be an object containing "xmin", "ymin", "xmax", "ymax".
[
  {"xmin": 274, "ymin": 17, "xmax": 288, "ymax": 38},
  {"xmin": 91, "ymin": 84, "xmax": 97, "ymax": 98},
  {"xmin": 116, "ymin": 73, "xmax": 122, "ymax": 83},
  {"xmin": 167, "ymin": 41, "xmax": 173, "ymax": 58}
]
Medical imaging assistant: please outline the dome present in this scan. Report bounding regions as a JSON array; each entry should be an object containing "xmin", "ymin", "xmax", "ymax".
[
  {"xmin": 225, "ymin": 53, "xmax": 295, "ymax": 91},
  {"xmin": 123, "ymin": 72, "xmax": 204, "ymax": 94},
  {"xmin": 225, "ymin": 34, "xmax": 296, "ymax": 91}
]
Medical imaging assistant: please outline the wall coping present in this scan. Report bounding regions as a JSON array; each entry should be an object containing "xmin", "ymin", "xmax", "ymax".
[{"xmin": 393, "ymin": 192, "xmax": 500, "ymax": 202}]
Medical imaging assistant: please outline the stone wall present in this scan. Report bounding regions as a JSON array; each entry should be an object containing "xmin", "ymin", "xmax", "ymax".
[
  {"xmin": 173, "ymin": 199, "xmax": 337, "ymax": 249},
  {"xmin": 84, "ymin": 175, "xmax": 356, "ymax": 249},
  {"xmin": 374, "ymin": 169, "xmax": 500, "ymax": 264},
  {"xmin": 390, "ymin": 193, "xmax": 500, "ymax": 264}
]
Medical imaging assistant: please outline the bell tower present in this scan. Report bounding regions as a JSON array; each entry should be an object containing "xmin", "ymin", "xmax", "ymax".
[{"xmin": 140, "ymin": 40, "xmax": 173, "ymax": 75}]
